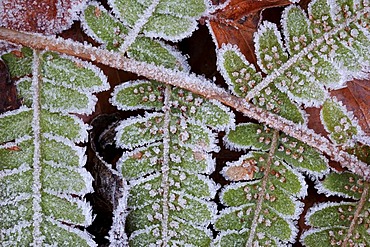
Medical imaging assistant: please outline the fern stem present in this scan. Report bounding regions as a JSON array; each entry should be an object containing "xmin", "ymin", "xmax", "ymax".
[
  {"xmin": 244, "ymin": 6, "xmax": 370, "ymax": 101},
  {"xmin": 160, "ymin": 85, "xmax": 172, "ymax": 245},
  {"xmin": 31, "ymin": 49, "xmax": 43, "ymax": 246},
  {"xmin": 246, "ymin": 130, "xmax": 279, "ymax": 247},
  {"xmin": 0, "ymin": 28, "xmax": 369, "ymax": 180},
  {"xmin": 118, "ymin": 0, "xmax": 160, "ymax": 54},
  {"xmin": 341, "ymin": 182, "xmax": 369, "ymax": 247}
]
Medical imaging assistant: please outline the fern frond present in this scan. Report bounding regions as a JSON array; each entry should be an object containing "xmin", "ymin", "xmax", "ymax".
[
  {"xmin": 109, "ymin": 78, "xmax": 234, "ymax": 246},
  {"xmin": 246, "ymin": 0, "xmax": 370, "ymax": 106},
  {"xmin": 302, "ymin": 172, "xmax": 370, "ymax": 246},
  {"xmin": 225, "ymin": 123, "xmax": 329, "ymax": 177},
  {"xmin": 215, "ymin": 0, "xmax": 370, "ymax": 177},
  {"xmin": 81, "ymin": 1, "xmax": 199, "ymax": 69},
  {"xmin": 107, "ymin": 0, "xmax": 208, "ymax": 41},
  {"xmin": 217, "ymin": 44, "xmax": 305, "ymax": 124},
  {"xmin": 0, "ymin": 49, "xmax": 109, "ymax": 246},
  {"xmin": 215, "ymin": 123, "xmax": 329, "ymax": 246}
]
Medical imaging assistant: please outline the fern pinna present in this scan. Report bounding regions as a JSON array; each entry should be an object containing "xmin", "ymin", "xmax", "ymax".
[
  {"xmin": 213, "ymin": 0, "xmax": 370, "ymax": 246},
  {"xmin": 0, "ymin": 48, "xmax": 109, "ymax": 246},
  {"xmin": 302, "ymin": 172, "xmax": 370, "ymax": 246},
  {"xmin": 81, "ymin": 0, "xmax": 234, "ymax": 245},
  {"xmin": 214, "ymin": 123, "xmax": 329, "ymax": 246},
  {"xmin": 109, "ymin": 79, "xmax": 233, "ymax": 246}
]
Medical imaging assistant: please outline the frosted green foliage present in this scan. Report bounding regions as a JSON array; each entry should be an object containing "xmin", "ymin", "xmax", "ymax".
[
  {"xmin": 302, "ymin": 172, "xmax": 370, "ymax": 246},
  {"xmin": 256, "ymin": 21, "xmax": 327, "ymax": 106},
  {"xmin": 217, "ymin": 44, "xmax": 304, "ymax": 124},
  {"xmin": 0, "ymin": 49, "xmax": 109, "ymax": 246},
  {"xmin": 321, "ymin": 98, "xmax": 360, "ymax": 146},
  {"xmin": 82, "ymin": 3, "xmax": 128, "ymax": 50},
  {"xmin": 318, "ymin": 172, "xmax": 367, "ymax": 199},
  {"xmin": 1, "ymin": 47, "xmax": 33, "ymax": 78},
  {"xmin": 215, "ymin": 151, "xmax": 307, "ymax": 246},
  {"xmin": 109, "ymin": 79, "xmax": 234, "ymax": 246},
  {"xmin": 215, "ymin": 123, "xmax": 328, "ymax": 246},
  {"xmin": 108, "ymin": 0, "xmax": 207, "ymax": 41},
  {"xmin": 217, "ymin": 123, "xmax": 329, "ymax": 245},
  {"xmin": 112, "ymin": 80, "xmax": 233, "ymax": 129},
  {"xmin": 82, "ymin": 2, "xmax": 193, "ymax": 69},
  {"xmin": 225, "ymin": 123, "xmax": 329, "ymax": 176},
  {"xmin": 247, "ymin": 0, "xmax": 370, "ymax": 107}
]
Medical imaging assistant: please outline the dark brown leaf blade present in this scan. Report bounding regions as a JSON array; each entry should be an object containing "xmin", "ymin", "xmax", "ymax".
[
  {"xmin": 0, "ymin": 59, "xmax": 21, "ymax": 113},
  {"xmin": 209, "ymin": 0, "xmax": 291, "ymax": 65},
  {"xmin": 0, "ymin": 0, "xmax": 86, "ymax": 34}
]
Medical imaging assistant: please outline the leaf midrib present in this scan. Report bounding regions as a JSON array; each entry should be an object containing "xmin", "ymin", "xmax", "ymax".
[
  {"xmin": 31, "ymin": 49, "xmax": 43, "ymax": 246},
  {"xmin": 246, "ymin": 130, "xmax": 280, "ymax": 247},
  {"xmin": 160, "ymin": 85, "xmax": 172, "ymax": 245}
]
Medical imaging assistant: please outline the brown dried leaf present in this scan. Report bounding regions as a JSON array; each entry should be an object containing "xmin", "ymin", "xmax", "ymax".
[
  {"xmin": 209, "ymin": 0, "xmax": 291, "ymax": 65},
  {"xmin": 225, "ymin": 158, "xmax": 258, "ymax": 181},
  {"xmin": 0, "ymin": 60, "xmax": 21, "ymax": 113},
  {"xmin": 0, "ymin": 0, "xmax": 86, "ymax": 34}
]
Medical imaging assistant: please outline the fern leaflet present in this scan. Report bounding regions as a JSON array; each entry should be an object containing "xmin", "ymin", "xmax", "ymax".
[
  {"xmin": 0, "ymin": 48, "xmax": 109, "ymax": 246},
  {"xmin": 215, "ymin": 123, "xmax": 329, "ymax": 246},
  {"xmin": 302, "ymin": 172, "xmax": 370, "ymax": 246}
]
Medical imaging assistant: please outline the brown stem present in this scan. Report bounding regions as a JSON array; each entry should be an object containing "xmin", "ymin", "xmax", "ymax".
[{"xmin": 0, "ymin": 27, "xmax": 369, "ymax": 180}]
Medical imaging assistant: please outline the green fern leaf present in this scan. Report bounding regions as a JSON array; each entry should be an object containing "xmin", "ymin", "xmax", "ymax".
[
  {"xmin": 302, "ymin": 172, "xmax": 370, "ymax": 246},
  {"xmin": 321, "ymin": 98, "xmax": 362, "ymax": 146},
  {"xmin": 1, "ymin": 47, "xmax": 33, "ymax": 78},
  {"xmin": 109, "ymin": 79, "xmax": 234, "ymax": 246},
  {"xmin": 107, "ymin": 0, "xmax": 207, "ymax": 41},
  {"xmin": 82, "ymin": 2, "xmax": 193, "ymax": 69},
  {"xmin": 225, "ymin": 123, "xmax": 329, "ymax": 176},
  {"xmin": 0, "ymin": 49, "xmax": 109, "ymax": 246},
  {"xmin": 215, "ymin": 132, "xmax": 310, "ymax": 246},
  {"xmin": 217, "ymin": 44, "xmax": 305, "ymax": 124},
  {"xmin": 215, "ymin": 123, "xmax": 329, "ymax": 245},
  {"xmin": 256, "ymin": 20, "xmax": 328, "ymax": 105},
  {"xmin": 215, "ymin": 120, "xmax": 328, "ymax": 246},
  {"xmin": 243, "ymin": 0, "xmax": 370, "ymax": 107}
]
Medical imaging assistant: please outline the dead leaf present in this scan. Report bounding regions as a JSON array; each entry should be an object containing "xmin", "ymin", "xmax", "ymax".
[
  {"xmin": 225, "ymin": 158, "xmax": 258, "ymax": 181},
  {"xmin": 5, "ymin": 145, "xmax": 21, "ymax": 151},
  {"xmin": 0, "ymin": 60, "xmax": 21, "ymax": 113},
  {"xmin": 209, "ymin": 0, "xmax": 291, "ymax": 65},
  {"xmin": 306, "ymin": 107, "xmax": 329, "ymax": 137},
  {"xmin": 0, "ymin": 0, "xmax": 86, "ymax": 34}
]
